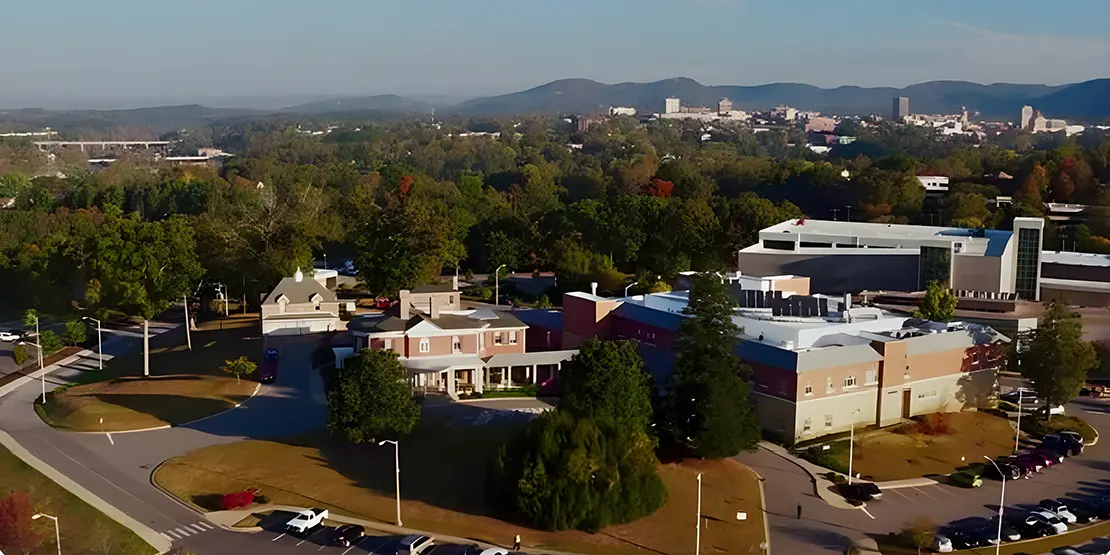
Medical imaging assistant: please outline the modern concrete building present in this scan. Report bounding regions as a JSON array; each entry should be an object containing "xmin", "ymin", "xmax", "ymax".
[
  {"xmin": 1021, "ymin": 105, "xmax": 1035, "ymax": 130},
  {"xmin": 893, "ymin": 96, "xmax": 911, "ymax": 121},
  {"xmin": 561, "ymin": 281, "xmax": 1006, "ymax": 444},
  {"xmin": 347, "ymin": 285, "xmax": 576, "ymax": 398},
  {"xmin": 1040, "ymin": 251, "xmax": 1110, "ymax": 306},
  {"xmin": 664, "ymin": 97, "xmax": 681, "ymax": 114},
  {"xmin": 609, "ymin": 106, "xmax": 637, "ymax": 116},
  {"xmin": 736, "ymin": 218, "xmax": 1045, "ymax": 298},
  {"xmin": 718, "ymin": 98, "xmax": 733, "ymax": 114}
]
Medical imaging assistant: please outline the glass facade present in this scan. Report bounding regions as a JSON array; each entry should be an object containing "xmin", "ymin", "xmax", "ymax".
[
  {"xmin": 1015, "ymin": 228, "xmax": 1041, "ymax": 299},
  {"xmin": 918, "ymin": 246, "xmax": 952, "ymax": 288}
]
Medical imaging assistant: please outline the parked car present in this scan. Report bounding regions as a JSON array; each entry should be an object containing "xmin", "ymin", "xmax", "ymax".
[
  {"xmin": 260, "ymin": 348, "xmax": 279, "ymax": 383},
  {"xmin": 331, "ymin": 524, "xmax": 365, "ymax": 547},
  {"xmin": 1068, "ymin": 503, "xmax": 1101, "ymax": 524},
  {"xmin": 989, "ymin": 517, "xmax": 1023, "ymax": 541},
  {"xmin": 932, "ymin": 534, "xmax": 954, "ymax": 553},
  {"xmin": 397, "ymin": 535, "xmax": 435, "ymax": 555},
  {"xmin": 1036, "ymin": 405, "xmax": 1067, "ymax": 416},
  {"xmin": 1043, "ymin": 434, "xmax": 1084, "ymax": 456},
  {"xmin": 1039, "ymin": 499, "xmax": 1079, "ymax": 524},
  {"xmin": 838, "ymin": 482, "xmax": 882, "ymax": 501},
  {"xmin": 964, "ymin": 526, "xmax": 1000, "ymax": 546},
  {"xmin": 941, "ymin": 529, "xmax": 984, "ymax": 550},
  {"xmin": 479, "ymin": 550, "xmax": 510, "ymax": 555},
  {"xmin": 997, "ymin": 456, "xmax": 1041, "ymax": 475},
  {"xmin": 1019, "ymin": 451, "xmax": 1057, "ymax": 468},
  {"xmin": 0, "ymin": 330, "xmax": 21, "ymax": 342},
  {"xmin": 1070, "ymin": 498, "xmax": 1110, "ymax": 520},
  {"xmin": 984, "ymin": 460, "xmax": 1024, "ymax": 480},
  {"xmin": 284, "ymin": 508, "xmax": 328, "ymax": 535},
  {"xmin": 951, "ymin": 470, "xmax": 984, "ymax": 488},
  {"xmin": 1032, "ymin": 448, "xmax": 1066, "ymax": 465},
  {"xmin": 1008, "ymin": 514, "xmax": 1053, "ymax": 538},
  {"xmin": 1028, "ymin": 510, "xmax": 1068, "ymax": 534},
  {"xmin": 1001, "ymin": 388, "xmax": 1039, "ymax": 405},
  {"xmin": 1012, "ymin": 454, "xmax": 1045, "ymax": 472},
  {"xmin": 1059, "ymin": 431, "xmax": 1086, "ymax": 445}
]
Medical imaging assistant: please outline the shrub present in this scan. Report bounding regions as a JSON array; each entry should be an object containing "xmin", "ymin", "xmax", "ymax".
[
  {"xmin": 899, "ymin": 518, "xmax": 937, "ymax": 554},
  {"xmin": 38, "ymin": 330, "xmax": 63, "ymax": 355},
  {"xmin": 535, "ymin": 294, "xmax": 552, "ymax": 309},
  {"xmin": 1022, "ymin": 414, "xmax": 1097, "ymax": 443},
  {"xmin": 477, "ymin": 287, "xmax": 492, "ymax": 301},
  {"xmin": 12, "ymin": 345, "xmax": 28, "ymax": 366},
  {"xmin": 799, "ymin": 444, "xmax": 849, "ymax": 475},
  {"xmin": 916, "ymin": 414, "xmax": 951, "ymax": 435},
  {"xmin": 221, "ymin": 490, "xmax": 256, "ymax": 510},
  {"xmin": 488, "ymin": 411, "xmax": 666, "ymax": 532}
]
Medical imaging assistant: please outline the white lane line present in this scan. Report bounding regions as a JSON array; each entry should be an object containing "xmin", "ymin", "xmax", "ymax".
[
  {"xmin": 913, "ymin": 487, "xmax": 940, "ymax": 501},
  {"xmin": 189, "ymin": 524, "xmax": 208, "ymax": 533},
  {"xmin": 273, "ymin": 533, "xmax": 287, "ymax": 542},
  {"xmin": 165, "ymin": 530, "xmax": 181, "ymax": 539},
  {"xmin": 105, "ymin": 432, "xmax": 114, "ymax": 445},
  {"xmin": 198, "ymin": 522, "xmax": 214, "ymax": 530},
  {"xmin": 861, "ymin": 506, "xmax": 876, "ymax": 520},
  {"xmin": 344, "ymin": 536, "xmax": 372, "ymax": 555},
  {"xmin": 888, "ymin": 488, "xmax": 912, "ymax": 501},
  {"xmin": 174, "ymin": 527, "xmax": 192, "ymax": 537},
  {"xmin": 160, "ymin": 533, "xmax": 174, "ymax": 541},
  {"xmin": 932, "ymin": 486, "xmax": 958, "ymax": 497}
]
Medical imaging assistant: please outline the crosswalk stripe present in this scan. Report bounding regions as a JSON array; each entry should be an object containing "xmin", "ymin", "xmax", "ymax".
[
  {"xmin": 175, "ymin": 527, "xmax": 192, "ymax": 537},
  {"xmin": 198, "ymin": 522, "xmax": 214, "ymax": 530},
  {"xmin": 190, "ymin": 524, "xmax": 208, "ymax": 533},
  {"xmin": 165, "ymin": 530, "xmax": 181, "ymax": 539},
  {"xmin": 161, "ymin": 533, "xmax": 174, "ymax": 541}
]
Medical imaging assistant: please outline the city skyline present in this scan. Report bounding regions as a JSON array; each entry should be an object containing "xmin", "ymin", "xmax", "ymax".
[{"xmin": 1, "ymin": 0, "xmax": 1108, "ymax": 108}]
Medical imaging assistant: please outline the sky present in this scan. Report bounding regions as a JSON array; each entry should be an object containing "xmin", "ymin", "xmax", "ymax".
[{"xmin": 1, "ymin": 0, "xmax": 1108, "ymax": 108}]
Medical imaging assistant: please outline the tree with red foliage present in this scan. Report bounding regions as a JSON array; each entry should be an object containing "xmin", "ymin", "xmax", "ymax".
[
  {"xmin": 221, "ymin": 489, "xmax": 257, "ymax": 510},
  {"xmin": 647, "ymin": 178, "xmax": 674, "ymax": 197},
  {"xmin": 1050, "ymin": 170, "xmax": 1075, "ymax": 202},
  {"xmin": 398, "ymin": 175, "xmax": 413, "ymax": 195},
  {"xmin": 0, "ymin": 490, "xmax": 44, "ymax": 552}
]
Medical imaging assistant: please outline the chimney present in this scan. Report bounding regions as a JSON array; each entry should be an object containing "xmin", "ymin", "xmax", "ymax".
[
  {"xmin": 430, "ymin": 296, "xmax": 440, "ymax": 319},
  {"xmin": 294, "ymin": 267, "xmax": 304, "ymax": 283},
  {"xmin": 590, "ymin": 282, "xmax": 598, "ymax": 296},
  {"xmin": 843, "ymin": 293, "xmax": 852, "ymax": 322},
  {"xmin": 399, "ymin": 290, "xmax": 410, "ymax": 319}
]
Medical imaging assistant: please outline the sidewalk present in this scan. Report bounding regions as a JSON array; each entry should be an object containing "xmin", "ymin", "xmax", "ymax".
[
  {"xmin": 758, "ymin": 442, "xmax": 859, "ymax": 510},
  {"xmin": 206, "ymin": 504, "xmax": 582, "ymax": 555}
]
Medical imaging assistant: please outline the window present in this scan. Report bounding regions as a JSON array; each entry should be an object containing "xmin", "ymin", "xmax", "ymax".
[
  {"xmin": 448, "ymin": 295, "xmax": 455, "ymax": 305},
  {"xmin": 509, "ymin": 330, "xmax": 518, "ymax": 345},
  {"xmin": 804, "ymin": 382, "xmax": 813, "ymax": 396},
  {"xmin": 315, "ymin": 305, "xmax": 321, "ymax": 311},
  {"xmin": 824, "ymin": 414, "xmax": 833, "ymax": 428},
  {"xmin": 494, "ymin": 332, "xmax": 503, "ymax": 345},
  {"xmin": 825, "ymin": 377, "xmax": 834, "ymax": 393},
  {"xmin": 419, "ymin": 337, "xmax": 430, "ymax": 353},
  {"xmin": 384, "ymin": 338, "xmax": 392, "ymax": 350},
  {"xmin": 844, "ymin": 375, "xmax": 857, "ymax": 388},
  {"xmin": 452, "ymin": 336, "xmax": 461, "ymax": 353},
  {"xmin": 479, "ymin": 333, "xmax": 484, "ymax": 350},
  {"xmin": 802, "ymin": 418, "xmax": 812, "ymax": 432},
  {"xmin": 865, "ymin": 370, "xmax": 877, "ymax": 385}
]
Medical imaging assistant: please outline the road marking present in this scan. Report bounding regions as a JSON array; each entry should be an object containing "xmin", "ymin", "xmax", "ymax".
[
  {"xmin": 888, "ymin": 488, "xmax": 912, "ymax": 501},
  {"xmin": 273, "ymin": 533, "xmax": 287, "ymax": 542},
  {"xmin": 860, "ymin": 506, "xmax": 876, "ymax": 519},
  {"xmin": 317, "ymin": 544, "xmax": 328, "ymax": 551},
  {"xmin": 175, "ymin": 527, "xmax": 191, "ymax": 537},
  {"xmin": 105, "ymin": 432, "xmax": 114, "ymax": 445},
  {"xmin": 165, "ymin": 530, "xmax": 181, "ymax": 539},
  {"xmin": 932, "ymin": 486, "xmax": 958, "ymax": 497},
  {"xmin": 189, "ymin": 523, "xmax": 208, "ymax": 533},
  {"xmin": 912, "ymin": 487, "xmax": 940, "ymax": 501},
  {"xmin": 198, "ymin": 521, "xmax": 214, "ymax": 530},
  {"xmin": 160, "ymin": 533, "xmax": 174, "ymax": 541}
]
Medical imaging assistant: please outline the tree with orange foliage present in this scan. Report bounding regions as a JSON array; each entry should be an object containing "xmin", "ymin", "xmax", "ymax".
[
  {"xmin": 648, "ymin": 179, "xmax": 674, "ymax": 197},
  {"xmin": 398, "ymin": 175, "xmax": 413, "ymax": 195},
  {"xmin": 0, "ymin": 490, "xmax": 44, "ymax": 552}
]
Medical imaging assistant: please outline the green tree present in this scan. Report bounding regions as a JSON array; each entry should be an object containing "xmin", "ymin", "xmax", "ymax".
[
  {"xmin": 354, "ymin": 195, "xmax": 458, "ymax": 296},
  {"xmin": 560, "ymin": 340, "xmax": 654, "ymax": 432},
  {"xmin": 12, "ymin": 344, "xmax": 28, "ymax": 366},
  {"xmin": 942, "ymin": 192, "xmax": 991, "ymax": 228},
  {"xmin": 221, "ymin": 355, "xmax": 257, "ymax": 383},
  {"xmin": 62, "ymin": 320, "xmax": 88, "ymax": 347},
  {"xmin": 1019, "ymin": 300, "xmax": 1098, "ymax": 408},
  {"xmin": 662, "ymin": 273, "xmax": 759, "ymax": 458},
  {"xmin": 914, "ymin": 281, "xmax": 958, "ymax": 322},
  {"xmin": 488, "ymin": 411, "xmax": 666, "ymax": 532},
  {"xmin": 901, "ymin": 518, "xmax": 937, "ymax": 555},
  {"xmin": 38, "ymin": 330, "xmax": 63, "ymax": 355},
  {"xmin": 327, "ymin": 350, "xmax": 421, "ymax": 443}
]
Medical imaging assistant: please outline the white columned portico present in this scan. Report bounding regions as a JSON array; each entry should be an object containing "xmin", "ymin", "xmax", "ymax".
[
  {"xmin": 530, "ymin": 365, "xmax": 536, "ymax": 384},
  {"xmin": 474, "ymin": 366, "xmax": 484, "ymax": 394},
  {"xmin": 446, "ymin": 370, "xmax": 456, "ymax": 398}
]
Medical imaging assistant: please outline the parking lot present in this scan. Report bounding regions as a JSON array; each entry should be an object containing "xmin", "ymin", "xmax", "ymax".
[{"xmin": 260, "ymin": 512, "xmax": 489, "ymax": 555}]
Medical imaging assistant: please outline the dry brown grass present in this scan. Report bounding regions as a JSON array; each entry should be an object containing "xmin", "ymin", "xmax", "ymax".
[
  {"xmin": 834, "ymin": 411, "xmax": 1015, "ymax": 481},
  {"xmin": 154, "ymin": 422, "xmax": 767, "ymax": 555}
]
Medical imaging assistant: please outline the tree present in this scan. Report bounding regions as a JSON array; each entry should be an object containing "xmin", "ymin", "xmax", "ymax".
[
  {"xmin": 900, "ymin": 518, "xmax": 936, "ymax": 555},
  {"xmin": 354, "ymin": 194, "xmax": 458, "ymax": 296},
  {"xmin": 1019, "ymin": 300, "xmax": 1098, "ymax": 408},
  {"xmin": 63, "ymin": 319, "xmax": 88, "ymax": 347},
  {"xmin": 662, "ymin": 273, "xmax": 760, "ymax": 458},
  {"xmin": 221, "ymin": 355, "xmax": 257, "ymax": 383},
  {"xmin": 38, "ymin": 330, "xmax": 63, "ymax": 355},
  {"xmin": 327, "ymin": 350, "xmax": 421, "ymax": 443},
  {"xmin": 488, "ymin": 411, "xmax": 666, "ymax": 532},
  {"xmin": 0, "ymin": 490, "xmax": 44, "ymax": 552},
  {"xmin": 560, "ymin": 340, "xmax": 654, "ymax": 432},
  {"xmin": 914, "ymin": 281, "xmax": 957, "ymax": 322},
  {"xmin": 942, "ymin": 192, "xmax": 991, "ymax": 228}
]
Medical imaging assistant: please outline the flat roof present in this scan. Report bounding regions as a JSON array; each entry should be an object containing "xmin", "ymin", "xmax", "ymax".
[
  {"xmin": 1042, "ymin": 251, "xmax": 1110, "ymax": 268},
  {"xmin": 760, "ymin": 219, "xmax": 1012, "ymax": 257}
]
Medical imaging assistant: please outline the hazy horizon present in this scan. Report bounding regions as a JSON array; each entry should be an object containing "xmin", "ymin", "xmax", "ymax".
[{"xmin": 1, "ymin": 0, "xmax": 1108, "ymax": 110}]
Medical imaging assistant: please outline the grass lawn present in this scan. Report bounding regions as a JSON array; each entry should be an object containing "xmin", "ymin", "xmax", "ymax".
[
  {"xmin": 0, "ymin": 444, "xmax": 155, "ymax": 555},
  {"xmin": 876, "ymin": 519, "xmax": 1110, "ymax": 555},
  {"xmin": 35, "ymin": 316, "xmax": 262, "ymax": 432},
  {"xmin": 803, "ymin": 411, "xmax": 1015, "ymax": 482},
  {"xmin": 154, "ymin": 417, "xmax": 766, "ymax": 555}
]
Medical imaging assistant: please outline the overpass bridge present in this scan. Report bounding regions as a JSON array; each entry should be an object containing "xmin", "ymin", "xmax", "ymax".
[{"xmin": 34, "ymin": 140, "xmax": 171, "ymax": 152}]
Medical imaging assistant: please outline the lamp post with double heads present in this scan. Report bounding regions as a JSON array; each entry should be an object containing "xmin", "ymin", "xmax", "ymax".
[
  {"xmin": 379, "ymin": 440, "xmax": 402, "ymax": 527},
  {"xmin": 32, "ymin": 513, "xmax": 61, "ymax": 555},
  {"xmin": 983, "ymin": 456, "xmax": 1005, "ymax": 555},
  {"xmin": 82, "ymin": 317, "xmax": 103, "ymax": 370}
]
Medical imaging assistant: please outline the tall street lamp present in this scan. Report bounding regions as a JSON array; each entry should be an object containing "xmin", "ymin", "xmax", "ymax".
[
  {"xmin": 695, "ymin": 472, "xmax": 702, "ymax": 555},
  {"xmin": 848, "ymin": 408, "xmax": 861, "ymax": 485},
  {"xmin": 32, "ymin": 513, "xmax": 61, "ymax": 555},
  {"xmin": 82, "ymin": 317, "xmax": 103, "ymax": 370},
  {"xmin": 23, "ymin": 340, "xmax": 46, "ymax": 403},
  {"xmin": 378, "ymin": 440, "xmax": 402, "ymax": 527},
  {"xmin": 983, "ymin": 456, "xmax": 1006, "ymax": 555},
  {"xmin": 494, "ymin": 265, "xmax": 507, "ymax": 307}
]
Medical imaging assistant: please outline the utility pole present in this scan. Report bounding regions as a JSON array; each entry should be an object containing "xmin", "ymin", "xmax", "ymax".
[
  {"xmin": 844, "ymin": 206, "xmax": 852, "ymax": 222},
  {"xmin": 695, "ymin": 473, "xmax": 702, "ymax": 555},
  {"xmin": 831, "ymin": 208, "xmax": 841, "ymax": 221},
  {"xmin": 183, "ymin": 295, "xmax": 192, "ymax": 351},
  {"xmin": 495, "ymin": 264, "xmax": 506, "ymax": 306}
]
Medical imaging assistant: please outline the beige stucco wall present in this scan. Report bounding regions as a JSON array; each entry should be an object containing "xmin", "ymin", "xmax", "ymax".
[
  {"xmin": 482, "ymin": 329, "xmax": 527, "ymax": 355},
  {"xmin": 952, "ymin": 255, "xmax": 1003, "ymax": 293},
  {"xmin": 772, "ymin": 277, "xmax": 811, "ymax": 296},
  {"xmin": 903, "ymin": 368, "xmax": 996, "ymax": 415},
  {"xmin": 796, "ymin": 361, "xmax": 881, "ymax": 401}
]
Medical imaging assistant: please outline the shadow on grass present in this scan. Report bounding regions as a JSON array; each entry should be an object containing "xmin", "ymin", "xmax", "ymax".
[
  {"xmin": 92, "ymin": 393, "xmax": 243, "ymax": 425},
  {"xmin": 193, "ymin": 493, "xmax": 226, "ymax": 512}
]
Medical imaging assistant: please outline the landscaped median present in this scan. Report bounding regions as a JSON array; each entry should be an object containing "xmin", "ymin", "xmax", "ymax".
[
  {"xmin": 877, "ymin": 518, "xmax": 1110, "ymax": 555},
  {"xmin": 34, "ymin": 318, "xmax": 262, "ymax": 432},
  {"xmin": 152, "ymin": 416, "xmax": 768, "ymax": 555}
]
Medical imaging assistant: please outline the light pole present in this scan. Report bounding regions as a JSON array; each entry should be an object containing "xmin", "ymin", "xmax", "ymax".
[
  {"xmin": 32, "ymin": 512, "xmax": 61, "ymax": 555},
  {"xmin": 23, "ymin": 341, "xmax": 45, "ymax": 403},
  {"xmin": 1014, "ymin": 388, "xmax": 1023, "ymax": 453},
  {"xmin": 624, "ymin": 281, "xmax": 638, "ymax": 297},
  {"xmin": 494, "ymin": 264, "xmax": 506, "ymax": 307},
  {"xmin": 695, "ymin": 472, "xmax": 702, "ymax": 555},
  {"xmin": 182, "ymin": 295, "xmax": 192, "ymax": 351},
  {"xmin": 983, "ymin": 456, "xmax": 1005, "ymax": 555},
  {"xmin": 848, "ymin": 408, "xmax": 861, "ymax": 484},
  {"xmin": 379, "ymin": 440, "xmax": 402, "ymax": 527},
  {"xmin": 323, "ymin": 253, "xmax": 328, "ymax": 269},
  {"xmin": 82, "ymin": 317, "xmax": 103, "ymax": 370}
]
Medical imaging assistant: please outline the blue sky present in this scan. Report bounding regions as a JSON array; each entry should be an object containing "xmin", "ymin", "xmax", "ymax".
[{"xmin": 1, "ymin": 0, "xmax": 1107, "ymax": 106}]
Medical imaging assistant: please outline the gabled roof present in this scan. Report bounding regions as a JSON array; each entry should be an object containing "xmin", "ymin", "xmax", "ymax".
[
  {"xmin": 347, "ymin": 310, "xmax": 526, "ymax": 334},
  {"xmin": 262, "ymin": 276, "xmax": 336, "ymax": 305}
]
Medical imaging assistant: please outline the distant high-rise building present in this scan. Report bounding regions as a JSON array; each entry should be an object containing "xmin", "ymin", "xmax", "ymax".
[
  {"xmin": 718, "ymin": 97, "xmax": 733, "ymax": 114},
  {"xmin": 1021, "ymin": 105, "xmax": 1035, "ymax": 130},
  {"xmin": 784, "ymin": 107, "xmax": 797, "ymax": 122},
  {"xmin": 609, "ymin": 106, "xmax": 636, "ymax": 116},
  {"xmin": 664, "ymin": 97, "xmax": 681, "ymax": 114},
  {"xmin": 892, "ymin": 96, "xmax": 910, "ymax": 121}
]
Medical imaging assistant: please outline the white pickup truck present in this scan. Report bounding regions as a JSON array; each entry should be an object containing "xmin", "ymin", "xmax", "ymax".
[{"xmin": 284, "ymin": 508, "xmax": 328, "ymax": 535}]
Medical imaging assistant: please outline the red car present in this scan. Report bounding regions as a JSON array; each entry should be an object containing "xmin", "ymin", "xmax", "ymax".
[
  {"xmin": 260, "ymin": 348, "xmax": 278, "ymax": 383},
  {"xmin": 375, "ymin": 297, "xmax": 393, "ymax": 310}
]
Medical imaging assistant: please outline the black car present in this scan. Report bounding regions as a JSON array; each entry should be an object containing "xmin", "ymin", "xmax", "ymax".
[
  {"xmin": 1071, "ymin": 498, "xmax": 1110, "ymax": 520},
  {"xmin": 331, "ymin": 524, "xmax": 365, "ymax": 547},
  {"xmin": 1006, "ymin": 515, "xmax": 1053, "ymax": 539},
  {"xmin": 988, "ymin": 517, "xmax": 1023, "ymax": 542},
  {"xmin": 983, "ymin": 460, "xmax": 1023, "ymax": 480},
  {"xmin": 996, "ymin": 456, "xmax": 1040, "ymax": 476},
  {"xmin": 1068, "ymin": 503, "xmax": 1102, "ymax": 524},
  {"xmin": 838, "ymin": 482, "xmax": 882, "ymax": 502},
  {"xmin": 1042, "ymin": 435, "xmax": 1084, "ymax": 457},
  {"xmin": 943, "ymin": 529, "xmax": 984, "ymax": 550}
]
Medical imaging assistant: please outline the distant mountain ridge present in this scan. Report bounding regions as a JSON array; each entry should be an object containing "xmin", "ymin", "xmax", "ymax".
[{"xmin": 449, "ymin": 77, "xmax": 1110, "ymax": 119}]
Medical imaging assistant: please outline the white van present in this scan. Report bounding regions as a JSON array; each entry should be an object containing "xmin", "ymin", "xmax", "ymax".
[{"xmin": 397, "ymin": 535, "xmax": 434, "ymax": 555}]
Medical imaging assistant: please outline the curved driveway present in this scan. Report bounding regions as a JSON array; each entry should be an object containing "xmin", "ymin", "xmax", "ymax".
[{"xmin": 0, "ymin": 332, "xmax": 328, "ymax": 555}]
